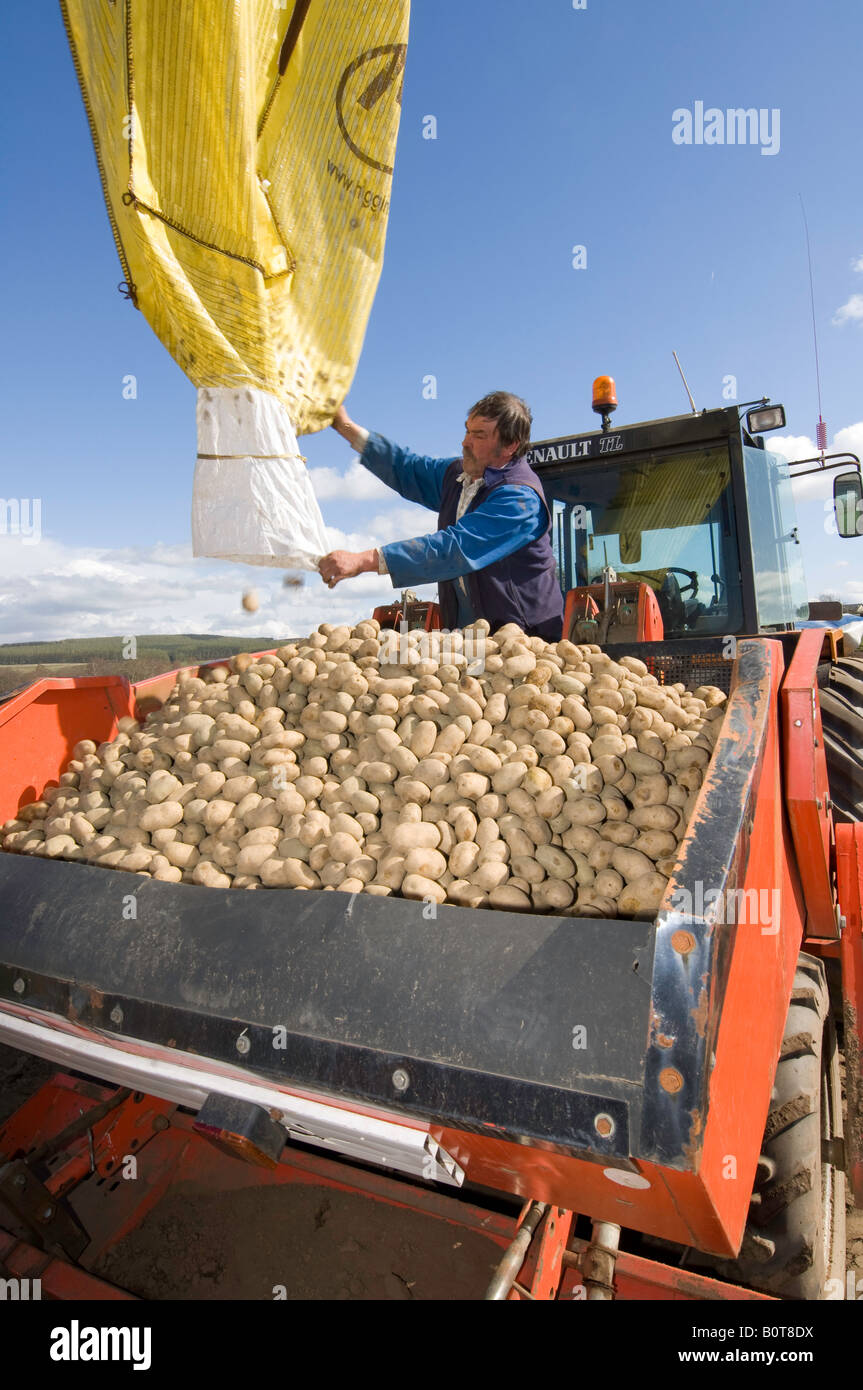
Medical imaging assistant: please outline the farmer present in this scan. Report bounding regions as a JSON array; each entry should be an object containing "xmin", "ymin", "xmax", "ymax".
[{"xmin": 318, "ymin": 391, "xmax": 564, "ymax": 640}]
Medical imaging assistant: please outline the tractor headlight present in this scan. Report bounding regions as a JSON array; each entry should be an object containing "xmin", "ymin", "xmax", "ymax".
[{"xmin": 746, "ymin": 404, "xmax": 786, "ymax": 434}]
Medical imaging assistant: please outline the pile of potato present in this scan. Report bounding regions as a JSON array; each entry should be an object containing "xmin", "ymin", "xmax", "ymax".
[{"xmin": 0, "ymin": 620, "xmax": 727, "ymax": 918}]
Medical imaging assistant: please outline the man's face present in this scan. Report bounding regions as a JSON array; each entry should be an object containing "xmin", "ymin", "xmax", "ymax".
[{"xmin": 461, "ymin": 414, "xmax": 518, "ymax": 479}]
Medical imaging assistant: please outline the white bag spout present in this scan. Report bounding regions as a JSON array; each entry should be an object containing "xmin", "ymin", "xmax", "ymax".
[{"xmin": 192, "ymin": 387, "xmax": 328, "ymax": 570}]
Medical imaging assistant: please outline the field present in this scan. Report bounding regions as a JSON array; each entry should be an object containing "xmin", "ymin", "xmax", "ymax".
[
  {"xmin": 0, "ymin": 635, "xmax": 293, "ymax": 697},
  {"xmin": 0, "ymin": 634, "xmax": 283, "ymax": 666}
]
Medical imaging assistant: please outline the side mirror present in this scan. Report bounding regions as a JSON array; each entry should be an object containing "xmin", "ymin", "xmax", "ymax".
[
  {"xmin": 808, "ymin": 599, "xmax": 844, "ymax": 621},
  {"xmin": 834, "ymin": 470, "xmax": 863, "ymax": 538}
]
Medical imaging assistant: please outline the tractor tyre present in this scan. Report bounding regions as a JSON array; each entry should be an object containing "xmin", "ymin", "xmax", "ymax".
[
  {"xmin": 818, "ymin": 655, "xmax": 863, "ymax": 823},
  {"xmin": 718, "ymin": 954, "xmax": 845, "ymax": 1300}
]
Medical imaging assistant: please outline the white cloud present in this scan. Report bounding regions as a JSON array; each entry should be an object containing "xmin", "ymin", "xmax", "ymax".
[
  {"xmin": 768, "ymin": 432, "xmax": 817, "ymax": 463},
  {"xmin": 308, "ymin": 458, "xmax": 391, "ymax": 501},
  {"xmin": 367, "ymin": 505, "xmax": 434, "ymax": 542},
  {"xmin": 320, "ymin": 500, "xmax": 435, "ymax": 551},
  {"xmin": 769, "ymin": 422, "xmax": 863, "ymax": 501},
  {"xmin": 831, "ymin": 255, "xmax": 863, "ymax": 324},
  {"xmin": 833, "ymin": 293, "xmax": 863, "ymax": 326},
  {"xmin": 319, "ymin": 513, "xmax": 438, "ymax": 603},
  {"xmin": 0, "ymin": 538, "xmax": 397, "ymax": 647}
]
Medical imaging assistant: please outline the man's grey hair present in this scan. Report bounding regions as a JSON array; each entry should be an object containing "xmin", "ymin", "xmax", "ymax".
[{"xmin": 468, "ymin": 391, "xmax": 532, "ymax": 459}]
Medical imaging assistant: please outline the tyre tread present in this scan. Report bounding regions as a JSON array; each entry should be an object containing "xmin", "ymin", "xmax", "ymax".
[
  {"xmin": 818, "ymin": 656, "xmax": 863, "ymax": 823},
  {"xmin": 715, "ymin": 955, "xmax": 845, "ymax": 1298}
]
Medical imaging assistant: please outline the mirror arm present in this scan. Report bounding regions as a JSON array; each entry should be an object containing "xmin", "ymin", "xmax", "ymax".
[{"xmin": 786, "ymin": 452, "xmax": 861, "ymax": 479}]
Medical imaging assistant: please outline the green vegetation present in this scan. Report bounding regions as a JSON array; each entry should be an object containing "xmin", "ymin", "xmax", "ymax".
[
  {"xmin": 0, "ymin": 635, "xmax": 285, "ymax": 665},
  {"xmin": 0, "ymin": 635, "xmax": 298, "ymax": 698}
]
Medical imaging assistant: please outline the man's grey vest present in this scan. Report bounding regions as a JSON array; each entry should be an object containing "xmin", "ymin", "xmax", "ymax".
[{"xmin": 437, "ymin": 455, "xmax": 564, "ymax": 640}]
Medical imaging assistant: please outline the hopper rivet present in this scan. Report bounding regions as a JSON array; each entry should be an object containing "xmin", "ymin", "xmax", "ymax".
[
  {"xmin": 671, "ymin": 930, "xmax": 696, "ymax": 955},
  {"xmin": 659, "ymin": 1068, "xmax": 684, "ymax": 1094}
]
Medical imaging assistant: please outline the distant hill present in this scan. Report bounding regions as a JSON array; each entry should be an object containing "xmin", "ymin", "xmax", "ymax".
[
  {"xmin": 0, "ymin": 634, "xmax": 305, "ymax": 698},
  {"xmin": 0, "ymin": 635, "xmax": 295, "ymax": 666}
]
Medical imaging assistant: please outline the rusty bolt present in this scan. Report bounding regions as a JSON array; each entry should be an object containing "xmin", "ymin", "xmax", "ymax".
[
  {"xmin": 392, "ymin": 1068, "xmax": 410, "ymax": 1093},
  {"xmin": 12, "ymin": 977, "xmax": 25, "ymax": 995},
  {"xmin": 659, "ymin": 1068, "xmax": 684, "ymax": 1094},
  {"xmin": 110, "ymin": 1005, "xmax": 124, "ymax": 1026},
  {"xmin": 671, "ymin": 930, "xmax": 696, "ymax": 956},
  {"xmin": 152, "ymin": 1115, "xmax": 170, "ymax": 1133},
  {"xmin": 594, "ymin": 1113, "xmax": 615, "ymax": 1138},
  {"xmin": 235, "ymin": 1031, "xmax": 251, "ymax": 1056}
]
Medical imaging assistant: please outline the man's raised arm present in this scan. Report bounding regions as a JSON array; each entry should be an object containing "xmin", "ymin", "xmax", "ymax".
[
  {"xmin": 320, "ymin": 402, "xmax": 458, "ymax": 588},
  {"xmin": 329, "ymin": 403, "xmax": 454, "ymax": 512},
  {"xmin": 331, "ymin": 404, "xmax": 370, "ymax": 455}
]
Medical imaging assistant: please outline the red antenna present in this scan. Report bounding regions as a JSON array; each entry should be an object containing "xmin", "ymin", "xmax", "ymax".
[{"xmin": 800, "ymin": 194, "xmax": 827, "ymax": 459}]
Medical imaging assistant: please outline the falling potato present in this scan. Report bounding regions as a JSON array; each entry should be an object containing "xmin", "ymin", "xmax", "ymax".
[
  {"xmin": 242, "ymin": 590, "xmax": 259, "ymax": 613},
  {"xmin": 283, "ymin": 573, "xmax": 304, "ymax": 589}
]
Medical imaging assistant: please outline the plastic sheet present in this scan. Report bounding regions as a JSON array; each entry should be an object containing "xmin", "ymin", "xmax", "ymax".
[{"xmin": 193, "ymin": 388, "xmax": 329, "ymax": 569}]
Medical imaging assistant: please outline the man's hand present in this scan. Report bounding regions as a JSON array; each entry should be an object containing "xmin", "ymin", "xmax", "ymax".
[
  {"xmin": 318, "ymin": 549, "xmax": 379, "ymax": 588},
  {"xmin": 330, "ymin": 402, "xmax": 369, "ymax": 453}
]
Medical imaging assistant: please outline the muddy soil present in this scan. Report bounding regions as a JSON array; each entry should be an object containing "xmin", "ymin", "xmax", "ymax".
[
  {"xmin": 91, "ymin": 1180, "xmax": 502, "ymax": 1301},
  {"xmin": 0, "ymin": 1043, "xmax": 56, "ymax": 1123}
]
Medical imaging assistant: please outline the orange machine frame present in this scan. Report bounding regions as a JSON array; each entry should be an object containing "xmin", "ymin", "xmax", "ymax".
[
  {"xmin": 0, "ymin": 635, "xmax": 860, "ymax": 1298},
  {"xmin": 563, "ymin": 582, "xmax": 664, "ymax": 643}
]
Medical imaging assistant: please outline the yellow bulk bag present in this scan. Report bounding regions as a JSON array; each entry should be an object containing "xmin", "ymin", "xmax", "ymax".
[{"xmin": 61, "ymin": 0, "xmax": 409, "ymax": 567}]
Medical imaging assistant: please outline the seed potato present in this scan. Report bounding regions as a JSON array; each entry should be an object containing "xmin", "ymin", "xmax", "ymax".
[{"xmin": 3, "ymin": 625, "xmax": 727, "ymax": 918}]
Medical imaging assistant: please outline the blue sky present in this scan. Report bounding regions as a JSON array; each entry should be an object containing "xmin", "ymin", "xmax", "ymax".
[{"xmin": 1, "ymin": 0, "xmax": 861, "ymax": 643}]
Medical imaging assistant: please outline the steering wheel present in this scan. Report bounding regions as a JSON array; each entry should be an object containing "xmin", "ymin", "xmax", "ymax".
[{"xmin": 664, "ymin": 566, "xmax": 699, "ymax": 598}]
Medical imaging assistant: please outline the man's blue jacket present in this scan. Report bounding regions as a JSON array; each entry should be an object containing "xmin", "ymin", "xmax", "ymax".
[{"xmin": 361, "ymin": 432, "xmax": 545, "ymax": 625}]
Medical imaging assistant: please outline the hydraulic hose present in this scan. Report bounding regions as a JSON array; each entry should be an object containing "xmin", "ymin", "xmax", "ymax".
[{"xmin": 484, "ymin": 1201, "xmax": 548, "ymax": 1301}]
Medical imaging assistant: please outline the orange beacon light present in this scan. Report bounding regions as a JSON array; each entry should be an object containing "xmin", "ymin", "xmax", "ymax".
[{"xmin": 592, "ymin": 375, "xmax": 618, "ymax": 432}]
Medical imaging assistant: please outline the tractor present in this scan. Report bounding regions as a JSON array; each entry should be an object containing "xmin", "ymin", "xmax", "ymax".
[{"xmin": 0, "ymin": 386, "xmax": 861, "ymax": 1302}]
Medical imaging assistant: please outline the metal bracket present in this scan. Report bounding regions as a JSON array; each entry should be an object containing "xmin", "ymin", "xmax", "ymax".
[
  {"xmin": 785, "ymin": 451, "xmax": 861, "ymax": 480},
  {"xmin": 581, "ymin": 1220, "xmax": 622, "ymax": 1300},
  {"xmin": 822, "ymin": 1137, "xmax": 846, "ymax": 1171},
  {"xmin": 0, "ymin": 1160, "xmax": 88, "ymax": 1260}
]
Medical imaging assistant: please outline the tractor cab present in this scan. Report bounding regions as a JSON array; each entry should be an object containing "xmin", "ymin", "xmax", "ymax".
[{"xmin": 528, "ymin": 398, "xmax": 810, "ymax": 643}]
